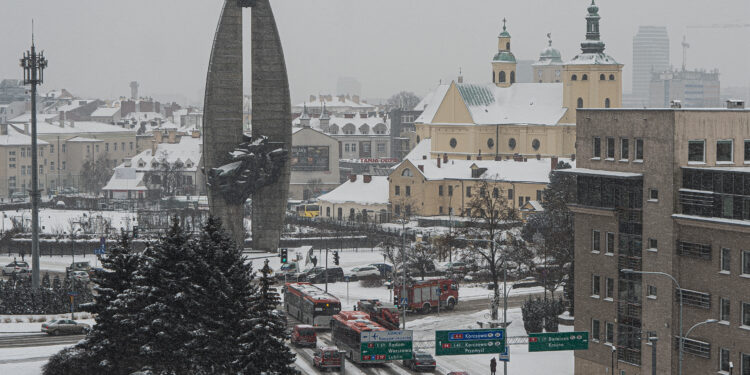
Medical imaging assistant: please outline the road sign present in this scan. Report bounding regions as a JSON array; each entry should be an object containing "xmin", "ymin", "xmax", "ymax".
[
  {"xmin": 435, "ymin": 329, "xmax": 505, "ymax": 356},
  {"xmin": 94, "ymin": 246, "xmax": 105, "ymax": 255},
  {"xmin": 67, "ymin": 291, "xmax": 79, "ymax": 296},
  {"xmin": 499, "ymin": 345, "xmax": 510, "ymax": 362},
  {"xmin": 528, "ymin": 331, "xmax": 589, "ymax": 352},
  {"xmin": 360, "ymin": 330, "xmax": 413, "ymax": 361}
]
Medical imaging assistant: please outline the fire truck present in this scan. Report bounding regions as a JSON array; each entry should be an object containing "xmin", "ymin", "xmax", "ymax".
[
  {"xmin": 356, "ymin": 299, "xmax": 400, "ymax": 330},
  {"xmin": 393, "ymin": 278, "xmax": 458, "ymax": 314}
]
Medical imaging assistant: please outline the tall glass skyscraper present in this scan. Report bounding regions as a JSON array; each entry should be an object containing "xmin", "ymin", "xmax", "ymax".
[{"xmin": 632, "ymin": 26, "xmax": 669, "ymax": 105}]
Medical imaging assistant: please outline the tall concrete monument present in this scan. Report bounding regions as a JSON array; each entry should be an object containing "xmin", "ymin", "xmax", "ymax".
[{"xmin": 203, "ymin": 0, "xmax": 291, "ymax": 250}]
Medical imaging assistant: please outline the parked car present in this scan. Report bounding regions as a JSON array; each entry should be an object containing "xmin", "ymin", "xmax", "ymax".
[
  {"xmin": 10, "ymin": 192, "xmax": 28, "ymax": 202},
  {"xmin": 439, "ymin": 261, "xmax": 469, "ymax": 274},
  {"xmin": 312, "ymin": 347, "xmax": 342, "ymax": 370},
  {"xmin": 306, "ymin": 267, "xmax": 344, "ymax": 283},
  {"xmin": 402, "ymin": 351, "xmax": 436, "ymax": 372},
  {"xmin": 368, "ymin": 263, "xmax": 393, "ymax": 276},
  {"xmin": 13, "ymin": 269, "xmax": 32, "ymax": 279},
  {"xmin": 71, "ymin": 271, "xmax": 90, "ymax": 283},
  {"xmin": 290, "ymin": 324, "xmax": 316, "ymax": 347},
  {"xmin": 447, "ymin": 372, "xmax": 469, "ymax": 375},
  {"xmin": 512, "ymin": 276, "xmax": 541, "ymax": 289},
  {"xmin": 41, "ymin": 319, "xmax": 91, "ymax": 335},
  {"xmin": 345, "ymin": 266, "xmax": 380, "ymax": 280},
  {"xmin": 66, "ymin": 262, "xmax": 92, "ymax": 276},
  {"xmin": 2, "ymin": 260, "xmax": 30, "ymax": 276}
]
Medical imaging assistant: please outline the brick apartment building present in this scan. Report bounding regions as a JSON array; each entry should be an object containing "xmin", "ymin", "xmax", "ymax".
[{"xmin": 565, "ymin": 105, "xmax": 750, "ymax": 374}]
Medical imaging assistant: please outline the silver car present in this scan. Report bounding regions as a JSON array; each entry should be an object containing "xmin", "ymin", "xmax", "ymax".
[
  {"xmin": 2, "ymin": 261, "xmax": 30, "ymax": 276},
  {"xmin": 41, "ymin": 319, "xmax": 91, "ymax": 335}
]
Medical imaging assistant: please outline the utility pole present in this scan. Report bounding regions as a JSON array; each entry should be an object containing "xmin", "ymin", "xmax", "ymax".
[
  {"xmin": 648, "ymin": 337, "xmax": 657, "ymax": 375},
  {"xmin": 20, "ymin": 23, "xmax": 48, "ymax": 290},
  {"xmin": 325, "ymin": 248, "xmax": 328, "ymax": 293},
  {"xmin": 401, "ymin": 217, "xmax": 406, "ymax": 330}
]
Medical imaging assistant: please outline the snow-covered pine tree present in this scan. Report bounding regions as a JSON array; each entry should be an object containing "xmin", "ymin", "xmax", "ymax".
[{"xmin": 237, "ymin": 259, "xmax": 297, "ymax": 374}]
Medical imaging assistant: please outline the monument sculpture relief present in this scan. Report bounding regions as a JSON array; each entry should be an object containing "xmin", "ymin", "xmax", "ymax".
[{"xmin": 203, "ymin": 0, "xmax": 292, "ymax": 250}]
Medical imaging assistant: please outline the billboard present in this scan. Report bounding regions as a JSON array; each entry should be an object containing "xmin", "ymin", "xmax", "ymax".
[{"xmin": 291, "ymin": 146, "xmax": 329, "ymax": 171}]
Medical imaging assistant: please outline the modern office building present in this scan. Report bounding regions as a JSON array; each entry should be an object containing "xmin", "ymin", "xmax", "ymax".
[
  {"xmin": 631, "ymin": 26, "xmax": 670, "ymax": 107},
  {"xmin": 649, "ymin": 68, "xmax": 721, "ymax": 108},
  {"xmin": 567, "ymin": 104, "xmax": 750, "ymax": 374}
]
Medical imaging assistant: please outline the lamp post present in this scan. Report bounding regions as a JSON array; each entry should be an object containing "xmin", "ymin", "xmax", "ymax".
[
  {"xmin": 20, "ymin": 27, "xmax": 48, "ymax": 290},
  {"xmin": 621, "ymin": 269, "xmax": 682, "ymax": 375},
  {"xmin": 685, "ymin": 319, "xmax": 718, "ymax": 343},
  {"xmin": 447, "ymin": 184, "xmax": 459, "ymax": 262},
  {"xmin": 648, "ymin": 336, "xmax": 658, "ymax": 375}
]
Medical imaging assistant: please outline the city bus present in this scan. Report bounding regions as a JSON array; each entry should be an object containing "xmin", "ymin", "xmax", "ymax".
[
  {"xmin": 296, "ymin": 204, "xmax": 321, "ymax": 218},
  {"xmin": 284, "ymin": 282, "xmax": 341, "ymax": 328},
  {"xmin": 331, "ymin": 311, "xmax": 388, "ymax": 364}
]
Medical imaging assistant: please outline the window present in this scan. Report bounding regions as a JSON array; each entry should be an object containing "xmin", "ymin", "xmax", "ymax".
[
  {"xmin": 536, "ymin": 190, "xmax": 542, "ymax": 201},
  {"xmin": 62, "ymin": 144, "xmax": 66, "ymax": 153},
  {"xmin": 401, "ymin": 168, "xmax": 413, "ymax": 177},
  {"xmin": 592, "ymin": 230, "xmax": 601, "ymax": 252},
  {"xmin": 351, "ymin": 143, "xmax": 356, "ymax": 152},
  {"xmin": 21, "ymin": 166, "xmax": 25, "ymax": 176},
  {"xmin": 499, "ymin": 71, "xmax": 506, "ymax": 83},
  {"xmin": 744, "ymin": 140, "xmax": 750, "ymax": 163},
  {"xmin": 600, "ymin": 74, "xmax": 606, "ymax": 80},
  {"xmin": 95, "ymin": 145, "xmax": 99, "ymax": 152},
  {"xmin": 450, "ymin": 138, "xmax": 457, "ymax": 148},
  {"xmin": 114, "ymin": 142, "xmax": 117, "ymax": 151},
  {"xmin": 606, "ymin": 137, "xmax": 615, "ymax": 159},
  {"xmin": 377, "ymin": 143, "xmax": 386, "ymax": 153},
  {"xmin": 582, "ymin": 74, "xmax": 588, "ymax": 81},
  {"xmin": 743, "ymin": 250, "xmax": 750, "ymax": 275},
  {"xmin": 592, "ymin": 275, "xmax": 601, "ymax": 296},
  {"xmin": 487, "ymin": 138, "xmax": 494, "ymax": 149},
  {"xmin": 593, "ymin": 137, "xmax": 601, "ymax": 158},
  {"xmin": 677, "ymin": 288, "xmax": 711, "ymax": 309},
  {"xmin": 50, "ymin": 162, "xmax": 54, "ymax": 171},
  {"xmin": 395, "ymin": 186, "xmax": 400, "ymax": 196},
  {"xmin": 510, "ymin": 71, "xmax": 515, "ymax": 84},
  {"xmin": 635, "ymin": 138, "xmax": 644, "ymax": 161},
  {"xmin": 518, "ymin": 197, "xmax": 523, "ymax": 206},
  {"xmin": 577, "ymin": 98, "xmax": 584, "ymax": 108},
  {"xmin": 743, "ymin": 353, "xmax": 750, "ymax": 375},
  {"xmin": 448, "ymin": 185, "xmax": 453, "ymax": 196},
  {"xmin": 50, "ymin": 145, "xmax": 54, "ymax": 153},
  {"xmin": 719, "ymin": 348, "xmax": 730, "ymax": 372},
  {"xmin": 592, "ymin": 319, "xmax": 600, "ymax": 340},
  {"xmin": 606, "ymin": 232, "xmax": 614, "ymax": 254},
  {"xmin": 648, "ymin": 238, "xmax": 658, "ymax": 251},
  {"xmin": 743, "ymin": 302, "xmax": 750, "ymax": 326},
  {"xmin": 609, "ymin": 74, "xmax": 615, "ymax": 81},
  {"xmin": 507, "ymin": 189, "xmax": 513, "ymax": 200},
  {"xmin": 647, "ymin": 285, "xmax": 657, "ymax": 298},
  {"xmin": 532, "ymin": 139, "xmax": 541, "ymax": 150},
  {"xmin": 21, "ymin": 148, "xmax": 25, "ymax": 157},
  {"xmin": 649, "ymin": 189, "xmax": 658, "ymax": 201},
  {"xmin": 62, "ymin": 161, "xmax": 66, "ymax": 170},
  {"xmin": 439, "ymin": 185, "xmax": 444, "ymax": 196},
  {"xmin": 405, "ymin": 186, "xmax": 411, "ymax": 196},
  {"xmin": 605, "ymin": 322, "xmax": 614, "ymax": 343},
  {"xmin": 717, "ymin": 140, "xmax": 733, "ymax": 163},
  {"xmin": 620, "ymin": 138, "xmax": 629, "ymax": 160},
  {"xmin": 466, "ymin": 187, "xmax": 472, "ymax": 197},
  {"xmin": 493, "ymin": 188, "xmax": 499, "ymax": 198},
  {"xmin": 508, "ymin": 138, "xmax": 516, "ymax": 149},
  {"xmin": 605, "ymin": 278, "xmax": 614, "ymax": 299},
  {"xmin": 571, "ymin": 74, "xmax": 578, "ymax": 81},
  {"xmin": 720, "ymin": 298, "xmax": 730, "ymax": 322},
  {"xmin": 721, "ymin": 248, "xmax": 731, "ymax": 272},
  {"xmin": 105, "ymin": 143, "xmax": 109, "ymax": 152},
  {"xmin": 439, "ymin": 206, "xmax": 443, "ymax": 214},
  {"xmin": 344, "ymin": 144, "xmax": 349, "ymax": 152}
]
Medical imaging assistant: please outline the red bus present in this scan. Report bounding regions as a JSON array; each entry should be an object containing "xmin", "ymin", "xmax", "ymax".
[
  {"xmin": 284, "ymin": 282, "xmax": 341, "ymax": 328},
  {"xmin": 331, "ymin": 311, "xmax": 388, "ymax": 364}
]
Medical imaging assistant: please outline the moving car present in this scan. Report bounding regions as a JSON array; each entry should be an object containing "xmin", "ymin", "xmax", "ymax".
[
  {"xmin": 290, "ymin": 324, "xmax": 316, "ymax": 347},
  {"xmin": 345, "ymin": 266, "xmax": 380, "ymax": 280},
  {"xmin": 41, "ymin": 319, "xmax": 91, "ymax": 335},
  {"xmin": 66, "ymin": 261, "xmax": 92, "ymax": 276},
  {"xmin": 2, "ymin": 260, "xmax": 30, "ymax": 276},
  {"xmin": 306, "ymin": 267, "xmax": 344, "ymax": 283},
  {"xmin": 439, "ymin": 261, "xmax": 469, "ymax": 274},
  {"xmin": 368, "ymin": 263, "xmax": 393, "ymax": 277},
  {"xmin": 402, "ymin": 351, "xmax": 436, "ymax": 372},
  {"xmin": 312, "ymin": 347, "xmax": 342, "ymax": 370},
  {"xmin": 71, "ymin": 270, "xmax": 90, "ymax": 283}
]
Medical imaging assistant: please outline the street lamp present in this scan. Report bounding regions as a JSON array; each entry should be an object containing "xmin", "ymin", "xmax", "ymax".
[
  {"xmin": 20, "ymin": 28, "xmax": 47, "ymax": 290},
  {"xmin": 685, "ymin": 319, "xmax": 718, "ymax": 342},
  {"xmin": 447, "ymin": 184, "xmax": 460, "ymax": 262},
  {"xmin": 621, "ymin": 269, "xmax": 683, "ymax": 375}
]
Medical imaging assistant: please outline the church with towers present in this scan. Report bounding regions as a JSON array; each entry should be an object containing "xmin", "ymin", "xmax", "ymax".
[{"xmin": 413, "ymin": 0, "xmax": 622, "ymax": 161}]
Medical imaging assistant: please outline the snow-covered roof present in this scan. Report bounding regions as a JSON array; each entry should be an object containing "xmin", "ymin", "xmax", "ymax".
[
  {"xmin": 103, "ymin": 167, "xmax": 147, "ymax": 191},
  {"xmin": 9, "ymin": 113, "xmax": 58, "ymax": 123},
  {"xmin": 396, "ymin": 154, "xmax": 575, "ymax": 184},
  {"xmin": 294, "ymin": 97, "xmax": 375, "ymax": 111},
  {"xmin": 66, "ymin": 136, "xmax": 103, "ymax": 143},
  {"xmin": 522, "ymin": 200, "xmax": 544, "ymax": 211},
  {"xmin": 566, "ymin": 52, "xmax": 620, "ymax": 65},
  {"xmin": 414, "ymin": 84, "xmax": 450, "ymax": 117},
  {"xmin": 35, "ymin": 121, "xmax": 134, "ymax": 135},
  {"xmin": 91, "ymin": 107, "xmax": 120, "ymax": 117},
  {"xmin": 292, "ymin": 115, "xmax": 390, "ymax": 136},
  {"xmin": 127, "ymin": 136, "xmax": 202, "ymax": 172},
  {"xmin": 317, "ymin": 175, "xmax": 389, "ymax": 206},
  {"xmin": 124, "ymin": 111, "xmax": 164, "ymax": 122},
  {"xmin": 415, "ymin": 82, "xmax": 567, "ymax": 126},
  {"xmin": 55, "ymin": 100, "xmax": 95, "ymax": 112},
  {"xmin": 0, "ymin": 127, "xmax": 49, "ymax": 146}
]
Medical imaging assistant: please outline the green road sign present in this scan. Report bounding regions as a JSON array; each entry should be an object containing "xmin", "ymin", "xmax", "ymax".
[
  {"xmin": 360, "ymin": 330, "xmax": 413, "ymax": 361},
  {"xmin": 528, "ymin": 331, "xmax": 589, "ymax": 352},
  {"xmin": 435, "ymin": 329, "xmax": 506, "ymax": 356}
]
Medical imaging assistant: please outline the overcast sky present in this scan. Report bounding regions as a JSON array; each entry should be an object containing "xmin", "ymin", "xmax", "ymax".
[{"xmin": 2, "ymin": 0, "xmax": 748, "ymax": 106}]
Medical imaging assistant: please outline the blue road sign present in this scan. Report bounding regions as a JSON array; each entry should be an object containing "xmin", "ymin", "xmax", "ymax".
[
  {"xmin": 67, "ymin": 291, "xmax": 79, "ymax": 296},
  {"xmin": 499, "ymin": 345, "xmax": 510, "ymax": 362},
  {"xmin": 400, "ymin": 298, "xmax": 408, "ymax": 305}
]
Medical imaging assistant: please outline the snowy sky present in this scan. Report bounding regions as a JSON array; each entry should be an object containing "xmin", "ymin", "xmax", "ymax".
[{"xmin": 1, "ymin": 0, "xmax": 748, "ymax": 105}]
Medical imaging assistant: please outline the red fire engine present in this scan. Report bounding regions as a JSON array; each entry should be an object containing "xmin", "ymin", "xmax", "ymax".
[
  {"xmin": 356, "ymin": 299, "xmax": 400, "ymax": 330},
  {"xmin": 393, "ymin": 278, "xmax": 458, "ymax": 314}
]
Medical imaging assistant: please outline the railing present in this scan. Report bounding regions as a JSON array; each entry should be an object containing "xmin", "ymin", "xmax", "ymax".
[
  {"xmin": 675, "ymin": 336, "xmax": 711, "ymax": 359},
  {"xmin": 617, "ymin": 346, "xmax": 641, "ymax": 365},
  {"xmin": 676, "ymin": 241, "xmax": 712, "ymax": 260},
  {"xmin": 675, "ymin": 288, "xmax": 711, "ymax": 309},
  {"xmin": 617, "ymin": 301, "xmax": 642, "ymax": 319},
  {"xmin": 617, "ymin": 255, "xmax": 642, "ymax": 271}
]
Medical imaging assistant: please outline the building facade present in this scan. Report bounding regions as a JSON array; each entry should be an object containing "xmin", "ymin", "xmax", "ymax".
[
  {"xmin": 290, "ymin": 126, "xmax": 341, "ymax": 200},
  {"xmin": 317, "ymin": 174, "xmax": 389, "ymax": 222},
  {"xmin": 631, "ymin": 26, "xmax": 670, "ymax": 107},
  {"xmin": 649, "ymin": 68, "xmax": 721, "ymax": 108},
  {"xmin": 567, "ymin": 107, "xmax": 750, "ymax": 374}
]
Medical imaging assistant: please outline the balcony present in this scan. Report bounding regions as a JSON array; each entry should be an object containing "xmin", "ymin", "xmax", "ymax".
[
  {"xmin": 617, "ymin": 301, "xmax": 642, "ymax": 319},
  {"xmin": 618, "ymin": 255, "xmax": 642, "ymax": 271}
]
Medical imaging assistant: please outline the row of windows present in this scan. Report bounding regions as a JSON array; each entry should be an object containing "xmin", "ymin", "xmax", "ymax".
[
  {"xmin": 493, "ymin": 70, "xmax": 516, "ymax": 84},
  {"xmin": 576, "ymin": 97, "xmax": 611, "ymax": 109},
  {"xmin": 719, "ymin": 248, "xmax": 750, "ymax": 275},
  {"xmin": 590, "ymin": 274, "xmax": 615, "ymax": 299},
  {"xmin": 571, "ymin": 73, "xmax": 616, "ymax": 81},
  {"xmin": 449, "ymin": 137, "xmax": 541, "ymax": 151},
  {"xmin": 688, "ymin": 139, "xmax": 750, "ymax": 164},
  {"xmin": 592, "ymin": 136, "xmax": 644, "ymax": 161},
  {"xmin": 393, "ymin": 185, "xmax": 411, "ymax": 196},
  {"xmin": 87, "ymin": 142, "xmax": 134, "ymax": 154},
  {"xmin": 590, "ymin": 318, "xmax": 615, "ymax": 344}
]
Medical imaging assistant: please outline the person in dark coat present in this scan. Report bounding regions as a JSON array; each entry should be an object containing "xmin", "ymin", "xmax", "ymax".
[{"xmin": 490, "ymin": 357, "xmax": 497, "ymax": 375}]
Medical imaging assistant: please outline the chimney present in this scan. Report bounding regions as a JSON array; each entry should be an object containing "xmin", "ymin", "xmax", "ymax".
[
  {"xmin": 495, "ymin": 155, "xmax": 502, "ymax": 161},
  {"xmin": 344, "ymin": 113, "xmax": 355, "ymax": 119},
  {"xmin": 192, "ymin": 129, "xmax": 200, "ymax": 138},
  {"xmin": 352, "ymin": 95, "xmax": 360, "ymax": 104},
  {"xmin": 551, "ymin": 156, "xmax": 559, "ymax": 171},
  {"xmin": 437, "ymin": 157, "xmax": 441, "ymax": 168},
  {"xmin": 168, "ymin": 129, "xmax": 177, "ymax": 143},
  {"xmin": 363, "ymin": 174, "xmax": 372, "ymax": 183},
  {"xmin": 59, "ymin": 111, "xmax": 65, "ymax": 128},
  {"xmin": 476, "ymin": 155, "xmax": 482, "ymax": 160},
  {"xmin": 443, "ymin": 153, "xmax": 448, "ymax": 163},
  {"xmin": 670, "ymin": 100, "xmax": 682, "ymax": 109},
  {"xmin": 360, "ymin": 113, "xmax": 367, "ymax": 119},
  {"xmin": 418, "ymin": 165, "xmax": 424, "ymax": 173},
  {"xmin": 422, "ymin": 155, "xmax": 427, "ymax": 160},
  {"xmin": 0, "ymin": 123, "xmax": 7, "ymax": 135},
  {"xmin": 151, "ymin": 140, "xmax": 158, "ymax": 155},
  {"xmin": 349, "ymin": 175, "xmax": 357, "ymax": 182},
  {"xmin": 338, "ymin": 95, "xmax": 345, "ymax": 103},
  {"xmin": 727, "ymin": 99, "xmax": 745, "ymax": 109},
  {"xmin": 23, "ymin": 123, "xmax": 29, "ymax": 135}
]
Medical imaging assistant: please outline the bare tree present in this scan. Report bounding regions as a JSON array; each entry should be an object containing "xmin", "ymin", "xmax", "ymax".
[
  {"xmin": 80, "ymin": 153, "xmax": 112, "ymax": 195},
  {"xmin": 460, "ymin": 179, "xmax": 523, "ymax": 320},
  {"xmin": 145, "ymin": 151, "xmax": 186, "ymax": 197},
  {"xmin": 386, "ymin": 91, "xmax": 421, "ymax": 111}
]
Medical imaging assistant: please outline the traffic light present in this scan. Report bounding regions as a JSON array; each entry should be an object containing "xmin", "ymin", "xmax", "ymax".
[
  {"xmin": 333, "ymin": 251, "xmax": 339, "ymax": 265},
  {"xmin": 280, "ymin": 248, "xmax": 288, "ymax": 263},
  {"xmin": 132, "ymin": 226, "xmax": 139, "ymax": 239}
]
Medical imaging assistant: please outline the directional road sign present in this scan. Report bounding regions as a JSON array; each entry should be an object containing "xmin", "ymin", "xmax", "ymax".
[
  {"xmin": 528, "ymin": 331, "xmax": 589, "ymax": 352},
  {"xmin": 498, "ymin": 344, "xmax": 510, "ymax": 362},
  {"xmin": 435, "ymin": 328, "xmax": 505, "ymax": 356},
  {"xmin": 361, "ymin": 330, "xmax": 413, "ymax": 361}
]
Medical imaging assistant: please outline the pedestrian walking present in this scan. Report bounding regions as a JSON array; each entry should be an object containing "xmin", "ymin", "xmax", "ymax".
[{"xmin": 490, "ymin": 357, "xmax": 497, "ymax": 375}]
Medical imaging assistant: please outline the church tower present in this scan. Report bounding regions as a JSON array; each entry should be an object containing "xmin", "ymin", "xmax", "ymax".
[
  {"xmin": 491, "ymin": 19, "xmax": 516, "ymax": 88},
  {"xmin": 533, "ymin": 34, "xmax": 564, "ymax": 83},
  {"xmin": 561, "ymin": 0, "xmax": 623, "ymax": 123}
]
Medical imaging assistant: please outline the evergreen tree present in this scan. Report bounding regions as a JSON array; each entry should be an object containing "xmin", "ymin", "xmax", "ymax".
[{"xmin": 238, "ymin": 259, "xmax": 297, "ymax": 374}]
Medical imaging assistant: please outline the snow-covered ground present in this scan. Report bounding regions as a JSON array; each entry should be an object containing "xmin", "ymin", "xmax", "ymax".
[
  {"xmin": 0, "ymin": 344, "xmax": 69, "ymax": 374},
  {"xmin": 0, "ymin": 209, "xmax": 137, "ymax": 235},
  {"xmin": 0, "ymin": 254, "xmax": 101, "ymax": 274}
]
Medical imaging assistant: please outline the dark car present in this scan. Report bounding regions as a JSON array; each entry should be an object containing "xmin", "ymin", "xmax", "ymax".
[
  {"xmin": 307, "ymin": 267, "xmax": 344, "ymax": 283},
  {"xmin": 368, "ymin": 263, "xmax": 393, "ymax": 276},
  {"xmin": 403, "ymin": 351, "xmax": 436, "ymax": 372}
]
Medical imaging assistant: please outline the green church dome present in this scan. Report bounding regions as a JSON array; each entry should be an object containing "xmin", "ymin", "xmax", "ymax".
[{"xmin": 493, "ymin": 51, "xmax": 516, "ymax": 63}]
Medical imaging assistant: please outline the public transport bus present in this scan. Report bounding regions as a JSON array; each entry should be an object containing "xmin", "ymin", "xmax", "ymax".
[
  {"xmin": 284, "ymin": 282, "xmax": 341, "ymax": 328},
  {"xmin": 331, "ymin": 311, "xmax": 388, "ymax": 364},
  {"xmin": 296, "ymin": 204, "xmax": 320, "ymax": 218}
]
